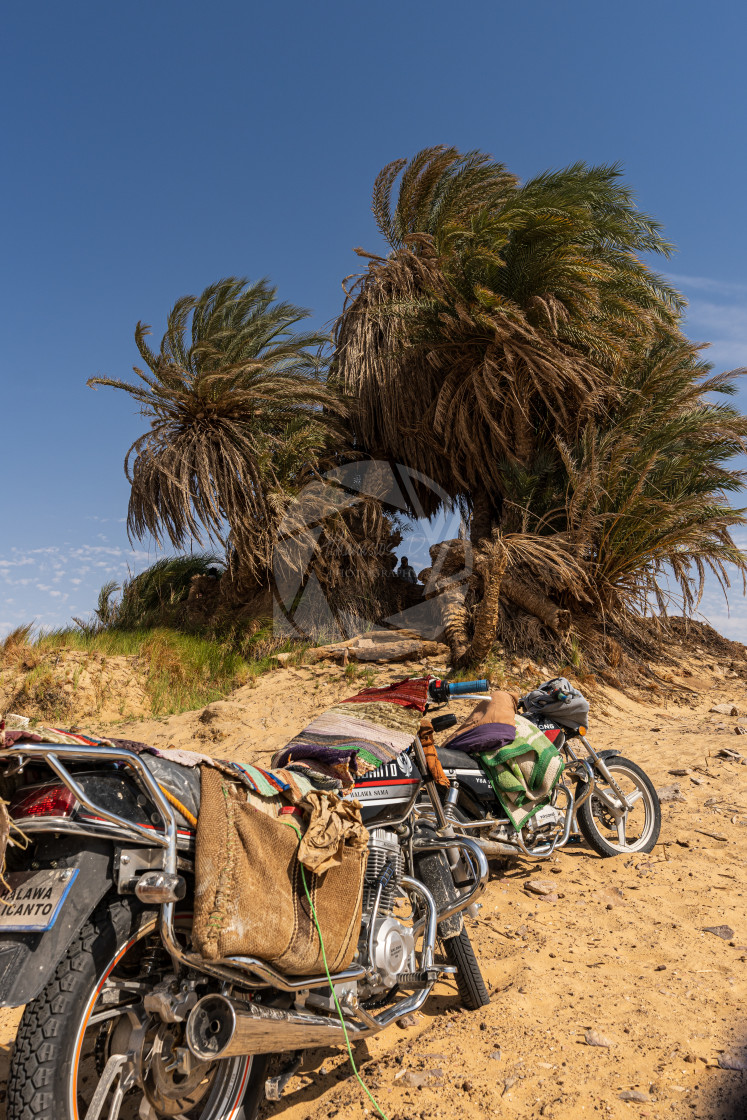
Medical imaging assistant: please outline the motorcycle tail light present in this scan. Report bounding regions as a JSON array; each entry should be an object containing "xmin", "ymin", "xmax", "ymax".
[{"xmin": 10, "ymin": 784, "xmax": 76, "ymax": 819}]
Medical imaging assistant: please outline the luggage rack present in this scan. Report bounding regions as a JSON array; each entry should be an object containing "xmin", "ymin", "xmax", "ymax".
[{"xmin": 0, "ymin": 742, "xmax": 178, "ymax": 853}]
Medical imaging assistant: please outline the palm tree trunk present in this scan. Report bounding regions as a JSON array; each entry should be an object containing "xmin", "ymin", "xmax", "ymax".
[
  {"xmin": 440, "ymin": 584, "xmax": 471, "ymax": 664},
  {"xmin": 467, "ymin": 549, "xmax": 507, "ymax": 664},
  {"xmin": 470, "ymin": 492, "xmax": 502, "ymax": 546}
]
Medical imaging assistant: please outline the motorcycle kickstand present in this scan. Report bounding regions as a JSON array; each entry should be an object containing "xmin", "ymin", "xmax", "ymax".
[{"xmin": 265, "ymin": 1051, "xmax": 303, "ymax": 1101}]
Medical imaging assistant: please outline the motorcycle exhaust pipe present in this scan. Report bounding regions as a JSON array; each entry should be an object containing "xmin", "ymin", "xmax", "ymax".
[
  {"xmin": 479, "ymin": 838, "xmax": 520, "ymax": 857},
  {"xmin": 186, "ymin": 993, "xmax": 365, "ymax": 1059}
]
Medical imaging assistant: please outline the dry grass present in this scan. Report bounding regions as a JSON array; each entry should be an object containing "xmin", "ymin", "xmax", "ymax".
[{"xmin": 1, "ymin": 625, "xmax": 303, "ymax": 722}]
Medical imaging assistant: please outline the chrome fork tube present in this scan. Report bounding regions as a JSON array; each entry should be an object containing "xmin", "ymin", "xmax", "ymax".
[
  {"xmin": 580, "ymin": 737, "xmax": 631, "ymax": 809},
  {"xmin": 571, "ymin": 759, "xmax": 596, "ymax": 810}
]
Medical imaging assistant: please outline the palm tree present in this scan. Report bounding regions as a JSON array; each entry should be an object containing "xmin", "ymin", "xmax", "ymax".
[
  {"xmin": 88, "ymin": 277, "xmax": 343, "ymax": 589},
  {"xmin": 474, "ymin": 338, "xmax": 747, "ymax": 669},
  {"xmin": 334, "ymin": 147, "xmax": 684, "ymax": 542},
  {"xmin": 557, "ymin": 339, "xmax": 747, "ymax": 627},
  {"xmin": 336, "ymin": 148, "xmax": 747, "ymax": 668}
]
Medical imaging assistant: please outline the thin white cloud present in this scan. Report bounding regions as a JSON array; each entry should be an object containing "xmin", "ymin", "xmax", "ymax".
[
  {"xmin": 667, "ymin": 273, "xmax": 747, "ymax": 373},
  {"xmin": 0, "ymin": 538, "xmax": 166, "ymax": 636},
  {"xmin": 667, "ymin": 274, "xmax": 747, "ymax": 299},
  {"xmin": 684, "ymin": 298, "xmax": 747, "ymax": 361}
]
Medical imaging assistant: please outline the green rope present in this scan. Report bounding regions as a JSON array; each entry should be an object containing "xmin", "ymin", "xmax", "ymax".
[{"xmin": 299, "ymin": 864, "xmax": 390, "ymax": 1120}]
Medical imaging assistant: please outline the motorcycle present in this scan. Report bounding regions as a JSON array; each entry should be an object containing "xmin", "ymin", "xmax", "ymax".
[
  {"xmin": 0, "ymin": 694, "xmax": 489, "ymax": 1120},
  {"xmin": 418, "ymin": 677, "xmax": 661, "ymax": 860}
]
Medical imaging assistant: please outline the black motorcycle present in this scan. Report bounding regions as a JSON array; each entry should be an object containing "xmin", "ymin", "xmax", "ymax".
[
  {"xmin": 0, "ymin": 690, "xmax": 489, "ymax": 1120},
  {"xmin": 419, "ymin": 677, "xmax": 661, "ymax": 860}
]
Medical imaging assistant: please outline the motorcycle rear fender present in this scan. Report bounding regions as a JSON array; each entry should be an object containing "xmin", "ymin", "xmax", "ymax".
[{"xmin": 0, "ymin": 839, "xmax": 114, "ymax": 1008}]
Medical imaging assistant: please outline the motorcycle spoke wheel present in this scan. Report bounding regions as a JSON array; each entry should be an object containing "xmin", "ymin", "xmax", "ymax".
[
  {"xmin": 576, "ymin": 757, "xmax": 661, "ymax": 857},
  {"xmin": 8, "ymin": 898, "xmax": 262, "ymax": 1120}
]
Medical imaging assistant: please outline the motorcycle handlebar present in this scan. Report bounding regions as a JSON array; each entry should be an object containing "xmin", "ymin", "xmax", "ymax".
[{"xmin": 428, "ymin": 678, "xmax": 491, "ymax": 702}]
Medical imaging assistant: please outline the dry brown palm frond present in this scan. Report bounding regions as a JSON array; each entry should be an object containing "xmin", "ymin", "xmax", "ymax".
[
  {"xmin": 335, "ymin": 150, "xmax": 685, "ymax": 536},
  {"xmin": 335, "ymin": 242, "xmax": 608, "ymax": 514},
  {"xmin": 270, "ymin": 457, "xmax": 405, "ymax": 640},
  {"xmin": 89, "ymin": 278, "xmax": 346, "ymax": 588}
]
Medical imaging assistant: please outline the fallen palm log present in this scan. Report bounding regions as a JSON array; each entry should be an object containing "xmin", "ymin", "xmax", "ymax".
[
  {"xmin": 309, "ymin": 630, "xmax": 449, "ymax": 664},
  {"xmin": 500, "ymin": 575, "xmax": 571, "ymax": 633}
]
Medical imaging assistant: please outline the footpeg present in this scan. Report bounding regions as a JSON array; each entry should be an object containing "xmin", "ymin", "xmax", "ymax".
[{"xmin": 396, "ymin": 966, "xmax": 455, "ymax": 989}]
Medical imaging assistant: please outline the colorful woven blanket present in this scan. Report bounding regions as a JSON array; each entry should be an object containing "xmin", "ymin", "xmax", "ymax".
[
  {"xmin": 271, "ymin": 677, "xmax": 431, "ymax": 788},
  {"xmin": 477, "ymin": 714, "xmax": 565, "ymax": 830},
  {"xmin": 0, "ymin": 725, "xmax": 115, "ymax": 748},
  {"xmin": 0, "ymin": 726, "xmax": 315, "ymax": 804}
]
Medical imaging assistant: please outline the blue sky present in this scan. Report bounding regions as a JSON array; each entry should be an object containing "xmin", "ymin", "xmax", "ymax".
[{"xmin": 1, "ymin": 0, "xmax": 746, "ymax": 640}]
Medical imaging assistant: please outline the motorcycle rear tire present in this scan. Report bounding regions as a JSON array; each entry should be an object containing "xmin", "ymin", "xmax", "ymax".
[{"xmin": 7, "ymin": 895, "xmax": 264, "ymax": 1120}]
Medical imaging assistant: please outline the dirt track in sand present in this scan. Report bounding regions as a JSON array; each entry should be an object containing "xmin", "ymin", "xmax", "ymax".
[{"xmin": 1, "ymin": 645, "xmax": 746, "ymax": 1119}]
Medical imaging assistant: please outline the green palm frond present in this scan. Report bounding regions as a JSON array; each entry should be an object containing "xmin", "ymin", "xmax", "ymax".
[{"xmin": 549, "ymin": 341, "xmax": 747, "ymax": 621}]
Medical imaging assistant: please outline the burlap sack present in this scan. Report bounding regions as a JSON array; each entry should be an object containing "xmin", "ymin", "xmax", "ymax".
[{"xmin": 193, "ymin": 766, "xmax": 366, "ymax": 973}]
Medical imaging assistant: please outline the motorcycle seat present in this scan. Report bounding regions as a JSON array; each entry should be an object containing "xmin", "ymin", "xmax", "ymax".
[{"xmin": 436, "ymin": 747, "xmax": 482, "ymax": 771}]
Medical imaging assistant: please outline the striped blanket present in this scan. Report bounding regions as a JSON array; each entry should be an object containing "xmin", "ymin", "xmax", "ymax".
[
  {"xmin": 0, "ymin": 725, "xmax": 315, "ymax": 804},
  {"xmin": 272, "ymin": 677, "xmax": 431, "ymax": 788}
]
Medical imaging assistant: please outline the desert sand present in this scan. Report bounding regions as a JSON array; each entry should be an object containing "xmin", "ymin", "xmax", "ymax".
[{"xmin": 0, "ymin": 639, "xmax": 746, "ymax": 1119}]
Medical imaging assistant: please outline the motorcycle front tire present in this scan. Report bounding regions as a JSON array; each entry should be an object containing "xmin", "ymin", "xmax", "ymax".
[
  {"xmin": 415, "ymin": 847, "xmax": 490, "ymax": 1010},
  {"xmin": 442, "ymin": 926, "xmax": 491, "ymax": 1010},
  {"xmin": 576, "ymin": 755, "xmax": 661, "ymax": 857}
]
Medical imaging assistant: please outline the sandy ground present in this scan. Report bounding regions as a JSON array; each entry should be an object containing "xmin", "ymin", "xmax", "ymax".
[{"xmin": 1, "ymin": 646, "xmax": 746, "ymax": 1119}]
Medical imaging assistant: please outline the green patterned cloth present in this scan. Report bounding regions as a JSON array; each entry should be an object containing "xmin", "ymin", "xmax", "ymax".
[{"xmin": 477, "ymin": 714, "xmax": 565, "ymax": 830}]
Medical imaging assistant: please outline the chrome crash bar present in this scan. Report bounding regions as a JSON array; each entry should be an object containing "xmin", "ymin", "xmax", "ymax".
[
  {"xmin": 1, "ymin": 742, "xmax": 186, "ymax": 971},
  {"xmin": 410, "ymin": 833, "xmax": 489, "ymax": 932}
]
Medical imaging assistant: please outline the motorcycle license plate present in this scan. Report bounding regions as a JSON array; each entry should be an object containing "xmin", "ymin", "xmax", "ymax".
[{"xmin": 0, "ymin": 868, "xmax": 79, "ymax": 932}]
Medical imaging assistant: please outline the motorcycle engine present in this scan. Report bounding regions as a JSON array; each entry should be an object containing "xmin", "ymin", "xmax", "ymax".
[
  {"xmin": 358, "ymin": 829, "xmax": 416, "ymax": 994},
  {"xmin": 488, "ymin": 802, "xmax": 564, "ymax": 845}
]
